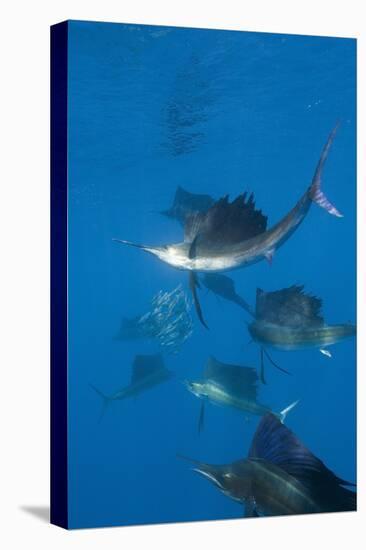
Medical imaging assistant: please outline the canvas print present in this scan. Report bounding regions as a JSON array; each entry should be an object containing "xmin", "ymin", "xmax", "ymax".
[{"xmin": 51, "ymin": 20, "xmax": 356, "ymax": 529}]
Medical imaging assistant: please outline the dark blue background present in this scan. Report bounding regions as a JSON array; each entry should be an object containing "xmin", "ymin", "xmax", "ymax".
[{"xmin": 67, "ymin": 20, "xmax": 356, "ymax": 528}]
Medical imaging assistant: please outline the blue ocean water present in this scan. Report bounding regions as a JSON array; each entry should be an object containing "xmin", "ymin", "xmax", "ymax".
[{"xmin": 67, "ymin": 20, "xmax": 356, "ymax": 528}]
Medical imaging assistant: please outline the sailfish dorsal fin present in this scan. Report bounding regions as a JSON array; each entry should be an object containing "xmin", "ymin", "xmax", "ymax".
[
  {"xmin": 163, "ymin": 186, "xmax": 215, "ymax": 224},
  {"xmin": 248, "ymin": 414, "xmax": 356, "ymax": 511},
  {"xmin": 184, "ymin": 192, "xmax": 268, "ymax": 246},
  {"xmin": 130, "ymin": 354, "xmax": 166, "ymax": 385},
  {"xmin": 204, "ymin": 356, "xmax": 258, "ymax": 401},
  {"xmin": 255, "ymin": 285, "xmax": 324, "ymax": 328}
]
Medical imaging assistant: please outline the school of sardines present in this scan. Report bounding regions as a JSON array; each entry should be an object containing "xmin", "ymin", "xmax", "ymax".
[{"xmin": 92, "ymin": 124, "xmax": 356, "ymax": 518}]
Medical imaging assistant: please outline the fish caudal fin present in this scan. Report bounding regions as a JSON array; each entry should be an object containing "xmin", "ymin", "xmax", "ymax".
[
  {"xmin": 311, "ymin": 185, "xmax": 343, "ymax": 218},
  {"xmin": 279, "ymin": 400, "xmax": 299, "ymax": 423},
  {"xmin": 310, "ymin": 123, "xmax": 343, "ymax": 218},
  {"xmin": 90, "ymin": 384, "xmax": 111, "ymax": 421}
]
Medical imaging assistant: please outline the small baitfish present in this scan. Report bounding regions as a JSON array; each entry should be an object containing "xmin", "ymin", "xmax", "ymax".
[
  {"xmin": 114, "ymin": 285, "xmax": 193, "ymax": 353},
  {"xmin": 185, "ymin": 356, "xmax": 298, "ymax": 432},
  {"xmin": 179, "ymin": 413, "xmax": 356, "ymax": 516}
]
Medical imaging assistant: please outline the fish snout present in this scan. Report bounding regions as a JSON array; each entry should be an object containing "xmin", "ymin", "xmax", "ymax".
[
  {"xmin": 192, "ymin": 464, "xmax": 226, "ymax": 490},
  {"xmin": 183, "ymin": 380, "xmax": 205, "ymax": 398},
  {"xmin": 192, "ymin": 464, "xmax": 245, "ymax": 499}
]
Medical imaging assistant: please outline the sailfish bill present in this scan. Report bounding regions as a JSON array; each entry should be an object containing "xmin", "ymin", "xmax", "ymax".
[
  {"xmin": 114, "ymin": 125, "xmax": 343, "ymax": 327},
  {"xmin": 112, "ymin": 238, "xmax": 162, "ymax": 256}
]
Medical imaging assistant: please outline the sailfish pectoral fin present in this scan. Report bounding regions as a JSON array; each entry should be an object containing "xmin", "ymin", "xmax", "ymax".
[
  {"xmin": 259, "ymin": 347, "xmax": 291, "ymax": 385},
  {"xmin": 264, "ymin": 248, "xmax": 275, "ymax": 265},
  {"xmin": 188, "ymin": 234, "xmax": 209, "ymax": 329},
  {"xmin": 189, "ymin": 271, "xmax": 209, "ymax": 329},
  {"xmin": 262, "ymin": 348, "xmax": 291, "ymax": 377}
]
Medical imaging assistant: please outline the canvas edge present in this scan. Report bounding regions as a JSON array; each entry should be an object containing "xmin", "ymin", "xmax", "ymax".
[{"xmin": 50, "ymin": 20, "xmax": 69, "ymax": 529}]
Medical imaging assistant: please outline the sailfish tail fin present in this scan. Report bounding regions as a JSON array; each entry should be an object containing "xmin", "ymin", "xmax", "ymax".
[
  {"xmin": 278, "ymin": 400, "xmax": 299, "ymax": 424},
  {"xmin": 90, "ymin": 384, "xmax": 111, "ymax": 421},
  {"xmin": 310, "ymin": 122, "xmax": 343, "ymax": 218}
]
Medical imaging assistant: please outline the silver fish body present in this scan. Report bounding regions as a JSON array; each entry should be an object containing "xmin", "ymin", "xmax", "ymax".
[
  {"xmin": 188, "ymin": 380, "xmax": 275, "ymax": 419},
  {"xmin": 245, "ymin": 459, "xmax": 321, "ymax": 516},
  {"xmin": 190, "ymin": 458, "xmax": 320, "ymax": 516},
  {"xmin": 182, "ymin": 413, "xmax": 356, "ymax": 516},
  {"xmin": 249, "ymin": 321, "xmax": 356, "ymax": 351}
]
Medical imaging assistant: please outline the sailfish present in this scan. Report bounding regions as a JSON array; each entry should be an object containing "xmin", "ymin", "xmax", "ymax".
[
  {"xmin": 90, "ymin": 354, "xmax": 172, "ymax": 418},
  {"xmin": 248, "ymin": 285, "xmax": 356, "ymax": 382},
  {"xmin": 185, "ymin": 356, "xmax": 298, "ymax": 433},
  {"xmin": 114, "ymin": 124, "xmax": 342, "ymax": 327},
  {"xmin": 179, "ymin": 413, "xmax": 356, "ymax": 517}
]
